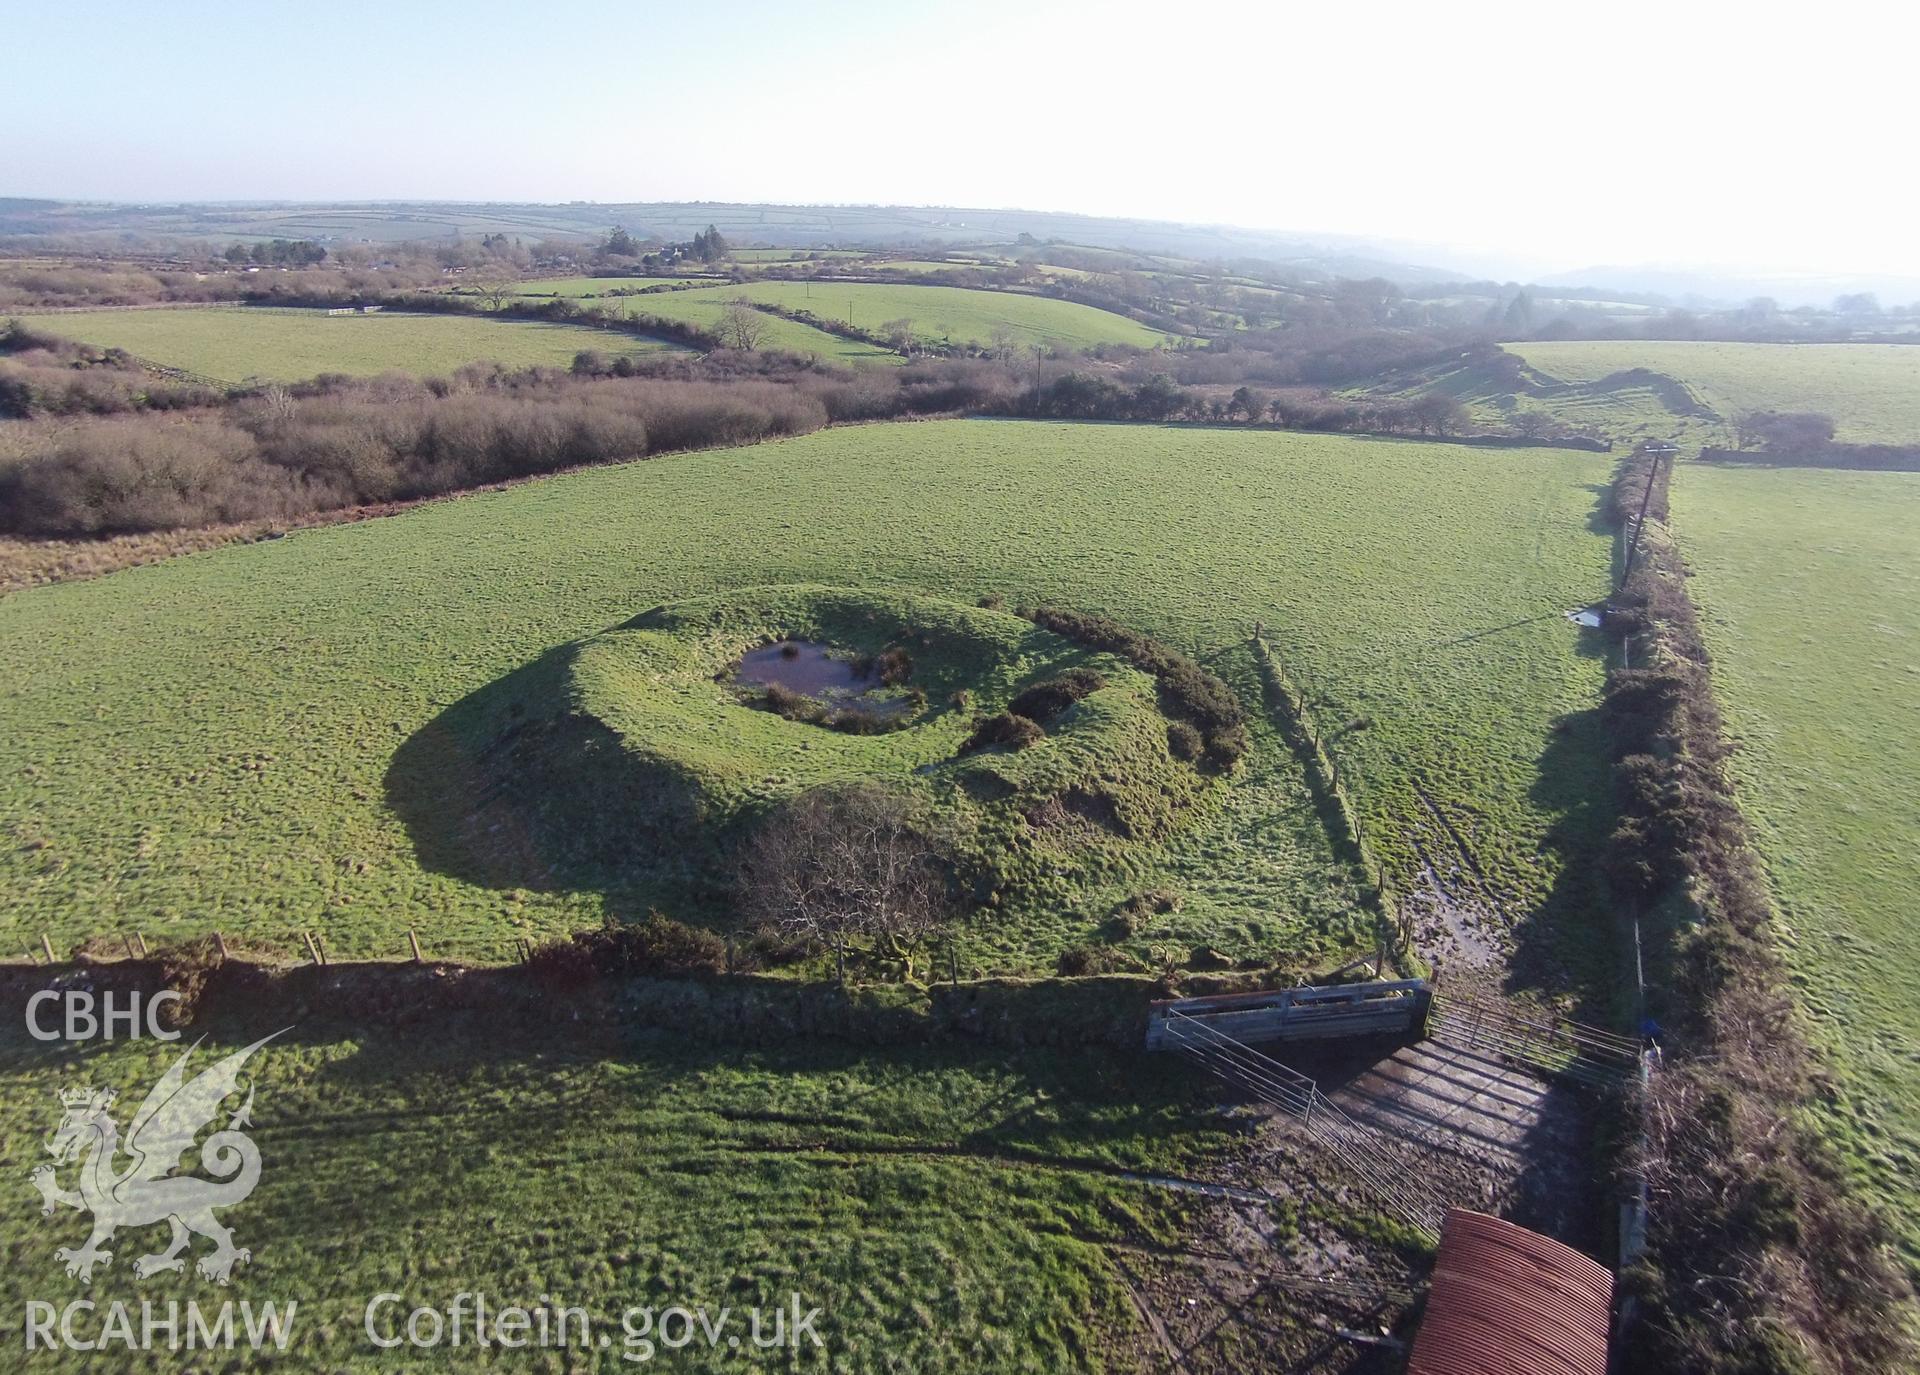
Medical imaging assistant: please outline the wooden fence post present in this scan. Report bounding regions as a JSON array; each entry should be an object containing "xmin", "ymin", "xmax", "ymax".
[
  {"xmin": 302, "ymin": 931, "xmax": 323, "ymax": 966},
  {"xmin": 41, "ymin": 934, "xmax": 55, "ymax": 964},
  {"xmin": 213, "ymin": 931, "xmax": 229, "ymax": 961},
  {"xmin": 407, "ymin": 928, "xmax": 424, "ymax": 963},
  {"xmin": 134, "ymin": 931, "xmax": 149, "ymax": 957},
  {"xmin": 123, "ymin": 934, "xmax": 138, "ymax": 960}
]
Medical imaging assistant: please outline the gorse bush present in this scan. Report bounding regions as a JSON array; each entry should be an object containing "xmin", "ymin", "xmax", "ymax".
[
  {"xmin": 959, "ymin": 712, "xmax": 1044, "ymax": 753},
  {"xmin": 1008, "ymin": 668, "xmax": 1105, "ymax": 721},
  {"xmin": 1165, "ymin": 720, "xmax": 1204, "ymax": 761},
  {"xmin": 528, "ymin": 914, "xmax": 729, "ymax": 985}
]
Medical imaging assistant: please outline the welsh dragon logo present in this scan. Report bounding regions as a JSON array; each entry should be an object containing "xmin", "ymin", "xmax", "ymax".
[{"xmin": 30, "ymin": 1031, "xmax": 283, "ymax": 1285}]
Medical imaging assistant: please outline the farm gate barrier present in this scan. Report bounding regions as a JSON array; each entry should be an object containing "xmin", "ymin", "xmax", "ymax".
[
  {"xmin": 1145, "ymin": 978, "xmax": 1432, "ymax": 1050},
  {"xmin": 1147, "ymin": 978, "xmax": 1648, "ymax": 1239},
  {"xmin": 1147, "ymin": 978, "xmax": 1640, "ymax": 1090},
  {"xmin": 1154, "ymin": 1003, "xmax": 1443, "ymax": 1240}
]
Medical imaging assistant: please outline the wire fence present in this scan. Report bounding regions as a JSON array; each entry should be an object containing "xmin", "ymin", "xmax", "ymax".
[{"xmin": 5, "ymin": 926, "xmax": 540, "ymax": 971}]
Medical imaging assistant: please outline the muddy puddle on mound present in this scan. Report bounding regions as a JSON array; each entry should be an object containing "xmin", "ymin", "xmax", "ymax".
[{"xmin": 735, "ymin": 640, "xmax": 913, "ymax": 717}]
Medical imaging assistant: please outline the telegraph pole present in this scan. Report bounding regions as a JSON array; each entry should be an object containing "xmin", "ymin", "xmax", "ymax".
[
  {"xmin": 1618, "ymin": 441, "xmax": 1680, "ymax": 595},
  {"xmin": 1616, "ymin": 441, "xmax": 1681, "ymax": 670}
]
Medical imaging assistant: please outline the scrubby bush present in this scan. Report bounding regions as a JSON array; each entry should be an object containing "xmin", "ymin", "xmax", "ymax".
[
  {"xmin": 1056, "ymin": 944, "xmax": 1134, "ymax": 976},
  {"xmin": 959, "ymin": 712, "xmax": 1044, "ymax": 753},
  {"xmin": 1109, "ymin": 889, "xmax": 1181, "ymax": 939},
  {"xmin": 1165, "ymin": 720, "xmax": 1203, "ymax": 761},
  {"xmin": 1008, "ymin": 668, "xmax": 1105, "ymax": 721},
  {"xmin": 755, "ymin": 682, "xmax": 914, "ymax": 736},
  {"xmin": 534, "ymin": 913, "xmax": 729, "ymax": 980},
  {"xmin": 869, "ymin": 647, "xmax": 914, "ymax": 686},
  {"xmin": 0, "ymin": 419, "xmax": 284, "ymax": 534}
]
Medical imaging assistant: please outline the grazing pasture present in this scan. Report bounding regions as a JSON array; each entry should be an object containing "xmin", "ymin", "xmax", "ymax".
[
  {"xmin": 575, "ymin": 288, "xmax": 904, "ymax": 366},
  {"xmin": 0, "ymin": 1014, "xmax": 1238, "ymax": 1371},
  {"xmin": 0, "ymin": 421, "xmax": 1612, "ymax": 979},
  {"xmin": 1512, "ymin": 340, "xmax": 1920, "ymax": 444},
  {"xmin": 728, "ymin": 247, "xmax": 868, "ymax": 262},
  {"xmin": 682, "ymin": 281, "xmax": 1171, "ymax": 351},
  {"xmin": 507, "ymin": 275, "xmax": 718, "ymax": 295},
  {"xmin": 1673, "ymin": 463, "xmax": 1920, "ymax": 1263},
  {"xmin": 527, "ymin": 279, "xmax": 1168, "ymax": 354},
  {"xmin": 11, "ymin": 307, "xmax": 680, "ymax": 383}
]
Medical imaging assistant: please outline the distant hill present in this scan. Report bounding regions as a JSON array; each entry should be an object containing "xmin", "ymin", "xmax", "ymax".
[
  {"xmin": 0, "ymin": 197, "xmax": 1456, "ymax": 281},
  {"xmin": 1536, "ymin": 263, "xmax": 1920, "ymax": 310}
]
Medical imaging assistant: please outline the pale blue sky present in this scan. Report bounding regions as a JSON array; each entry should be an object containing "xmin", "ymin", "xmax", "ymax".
[{"xmin": 7, "ymin": 0, "xmax": 1915, "ymax": 276}]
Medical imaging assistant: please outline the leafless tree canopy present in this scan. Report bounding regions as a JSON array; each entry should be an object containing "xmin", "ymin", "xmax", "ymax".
[
  {"xmin": 718, "ymin": 298, "xmax": 769, "ymax": 352},
  {"xmin": 736, "ymin": 782, "xmax": 956, "ymax": 983}
]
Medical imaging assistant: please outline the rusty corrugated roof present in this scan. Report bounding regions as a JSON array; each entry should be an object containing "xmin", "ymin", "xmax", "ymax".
[{"xmin": 1407, "ymin": 1208, "xmax": 1613, "ymax": 1375}]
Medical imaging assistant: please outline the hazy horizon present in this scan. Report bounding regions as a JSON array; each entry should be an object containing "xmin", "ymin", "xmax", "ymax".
[{"xmin": 8, "ymin": 0, "xmax": 1916, "ymax": 282}]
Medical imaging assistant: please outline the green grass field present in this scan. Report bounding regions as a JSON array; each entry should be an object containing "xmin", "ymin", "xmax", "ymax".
[
  {"xmin": 687, "ymin": 282, "xmax": 1169, "ymax": 352},
  {"xmin": 509, "ymin": 276, "xmax": 721, "ymax": 296},
  {"xmin": 0, "ymin": 422, "xmax": 1614, "ymax": 979},
  {"xmin": 13, "ymin": 308, "xmax": 680, "ymax": 384},
  {"xmin": 1512, "ymin": 341, "xmax": 1920, "ymax": 445},
  {"xmin": 856, "ymin": 260, "xmax": 1008, "ymax": 275},
  {"xmin": 569, "ymin": 288, "xmax": 903, "ymax": 367},
  {"xmin": 729, "ymin": 248, "xmax": 868, "ymax": 262},
  {"xmin": 1673, "ymin": 463, "xmax": 1920, "ymax": 1263},
  {"xmin": 520, "ymin": 279, "xmax": 1167, "ymax": 356},
  {"xmin": 0, "ymin": 1011, "xmax": 1244, "ymax": 1371}
]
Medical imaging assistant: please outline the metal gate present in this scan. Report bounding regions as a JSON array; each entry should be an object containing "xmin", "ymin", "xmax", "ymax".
[
  {"xmin": 1158, "ymin": 1008, "xmax": 1443, "ymax": 1241},
  {"xmin": 1425, "ymin": 988, "xmax": 1640, "ymax": 1089},
  {"xmin": 1145, "ymin": 978, "xmax": 1432, "ymax": 1050}
]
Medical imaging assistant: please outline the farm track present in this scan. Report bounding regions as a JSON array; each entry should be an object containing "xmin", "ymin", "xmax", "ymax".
[{"xmin": 1400, "ymin": 779, "xmax": 1507, "ymax": 980}]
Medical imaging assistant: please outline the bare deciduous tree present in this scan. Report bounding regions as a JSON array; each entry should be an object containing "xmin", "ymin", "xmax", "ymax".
[
  {"xmin": 719, "ymin": 298, "xmax": 769, "ymax": 352},
  {"xmin": 737, "ymin": 783, "xmax": 956, "ymax": 983}
]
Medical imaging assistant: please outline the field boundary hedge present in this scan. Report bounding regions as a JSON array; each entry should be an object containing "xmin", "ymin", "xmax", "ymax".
[
  {"xmin": 1603, "ymin": 452, "xmax": 1915, "ymax": 1374},
  {"xmin": 0, "ymin": 943, "xmax": 1347, "ymax": 1051}
]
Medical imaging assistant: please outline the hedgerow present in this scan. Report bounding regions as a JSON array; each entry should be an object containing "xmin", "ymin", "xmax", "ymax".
[{"xmin": 1606, "ymin": 451, "xmax": 1915, "ymax": 1375}]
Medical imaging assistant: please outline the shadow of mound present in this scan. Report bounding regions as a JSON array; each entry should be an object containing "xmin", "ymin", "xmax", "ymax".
[{"xmin": 384, "ymin": 643, "xmax": 715, "ymax": 899}]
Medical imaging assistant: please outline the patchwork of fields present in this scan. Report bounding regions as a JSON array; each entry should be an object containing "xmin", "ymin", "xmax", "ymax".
[
  {"xmin": 528, "ymin": 279, "xmax": 1169, "ymax": 357},
  {"xmin": 552, "ymin": 286, "xmax": 902, "ymax": 366},
  {"xmin": 0, "ymin": 421, "xmax": 1615, "ymax": 980},
  {"xmin": 13, "ymin": 307, "xmax": 681, "ymax": 383},
  {"xmin": 509, "ymin": 275, "xmax": 720, "ymax": 295},
  {"xmin": 1673, "ymin": 463, "xmax": 1920, "ymax": 1263},
  {"xmin": 1512, "ymin": 340, "xmax": 1920, "ymax": 445}
]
